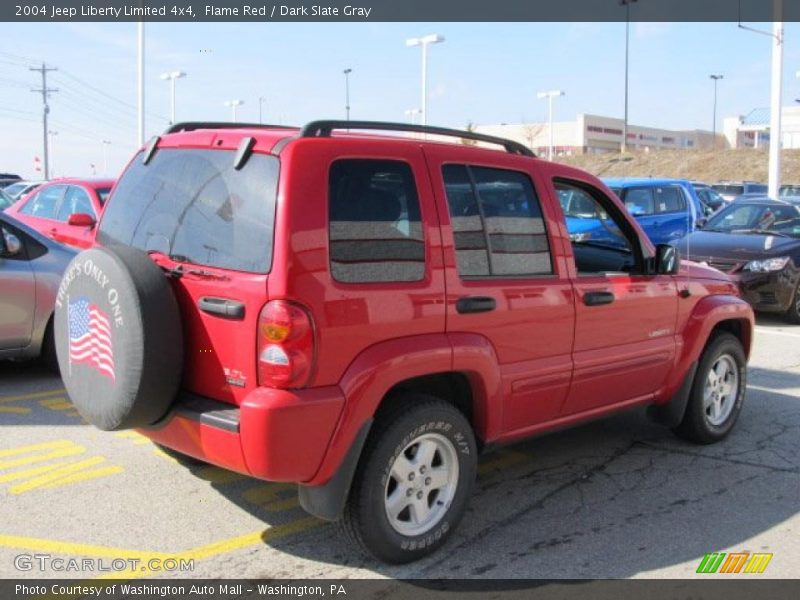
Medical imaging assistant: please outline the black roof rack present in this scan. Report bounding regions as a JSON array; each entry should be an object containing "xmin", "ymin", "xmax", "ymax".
[
  {"xmin": 165, "ymin": 121, "xmax": 291, "ymax": 134},
  {"xmin": 299, "ymin": 120, "xmax": 536, "ymax": 157}
]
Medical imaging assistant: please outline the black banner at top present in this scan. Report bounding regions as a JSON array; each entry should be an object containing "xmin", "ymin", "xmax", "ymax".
[{"xmin": 3, "ymin": 0, "xmax": 800, "ymax": 23}]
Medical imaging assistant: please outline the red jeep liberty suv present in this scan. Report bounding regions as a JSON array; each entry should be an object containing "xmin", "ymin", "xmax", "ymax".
[{"xmin": 54, "ymin": 121, "xmax": 754, "ymax": 563}]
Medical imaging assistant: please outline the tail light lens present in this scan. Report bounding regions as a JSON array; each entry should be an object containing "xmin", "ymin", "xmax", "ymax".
[{"xmin": 257, "ymin": 300, "xmax": 315, "ymax": 389}]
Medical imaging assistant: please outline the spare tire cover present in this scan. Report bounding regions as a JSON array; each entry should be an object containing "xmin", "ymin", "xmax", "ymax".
[{"xmin": 54, "ymin": 245, "xmax": 183, "ymax": 430}]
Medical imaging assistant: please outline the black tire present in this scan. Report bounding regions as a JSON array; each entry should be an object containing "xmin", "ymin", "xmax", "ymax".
[
  {"xmin": 40, "ymin": 318, "xmax": 59, "ymax": 374},
  {"xmin": 340, "ymin": 395, "xmax": 477, "ymax": 564},
  {"xmin": 673, "ymin": 332, "xmax": 746, "ymax": 444},
  {"xmin": 54, "ymin": 245, "xmax": 183, "ymax": 431},
  {"xmin": 785, "ymin": 282, "xmax": 800, "ymax": 324}
]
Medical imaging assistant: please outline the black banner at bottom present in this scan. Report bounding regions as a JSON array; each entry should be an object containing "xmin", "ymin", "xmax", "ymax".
[{"xmin": 4, "ymin": 579, "xmax": 800, "ymax": 600}]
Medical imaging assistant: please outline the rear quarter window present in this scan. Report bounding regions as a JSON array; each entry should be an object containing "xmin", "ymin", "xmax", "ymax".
[{"xmin": 98, "ymin": 149, "xmax": 278, "ymax": 273}]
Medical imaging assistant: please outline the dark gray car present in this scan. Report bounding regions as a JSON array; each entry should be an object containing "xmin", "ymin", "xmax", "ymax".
[{"xmin": 0, "ymin": 212, "xmax": 76, "ymax": 366}]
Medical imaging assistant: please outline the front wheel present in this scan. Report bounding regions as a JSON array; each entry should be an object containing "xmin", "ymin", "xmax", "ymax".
[
  {"xmin": 340, "ymin": 396, "xmax": 477, "ymax": 563},
  {"xmin": 672, "ymin": 332, "xmax": 746, "ymax": 444},
  {"xmin": 785, "ymin": 282, "xmax": 800, "ymax": 324}
]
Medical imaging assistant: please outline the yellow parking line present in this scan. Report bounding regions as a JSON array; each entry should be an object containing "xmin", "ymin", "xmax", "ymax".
[
  {"xmin": 9, "ymin": 457, "xmax": 123, "ymax": 494},
  {"xmin": 242, "ymin": 483, "xmax": 299, "ymax": 512},
  {"xmin": 0, "ymin": 439, "xmax": 75, "ymax": 458},
  {"xmin": 0, "ymin": 534, "xmax": 172, "ymax": 560},
  {"xmin": 0, "ymin": 406, "xmax": 31, "ymax": 414},
  {"xmin": 0, "ymin": 389, "xmax": 65, "ymax": 403},
  {"xmin": 0, "ymin": 446, "xmax": 85, "ymax": 469},
  {"xmin": 39, "ymin": 398, "xmax": 73, "ymax": 411}
]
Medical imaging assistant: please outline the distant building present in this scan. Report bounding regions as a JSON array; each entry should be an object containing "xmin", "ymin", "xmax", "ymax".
[
  {"xmin": 475, "ymin": 113, "xmax": 721, "ymax": 156},
  {"xmin": 723, "ymin": 106, "xmax": 800, "ymax": 149}
]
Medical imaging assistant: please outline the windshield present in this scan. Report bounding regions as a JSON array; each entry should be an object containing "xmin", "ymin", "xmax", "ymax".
[
  {"xmin": 98, "ymin": 148, "xmax": 279, "ymax": 273},
  {"xmin": 558, "ymin": 188, "xmax": 608, "ymax": 219},
  {"xmin": 780, "ymin": 185, "xmax": 800, "ymax": 197},
  {"xmin": 4, "ymin": 182, "xmax": 28, "ymax": 198},
  {"xmin": 705, "ymin": 202, "xmax": 800, "ymax": 237},
  {"xmin": 712, "ymin": 184, "xmax": 744, "ymax": 196},
  {"xmin": 0, "ymin": 190, "xmax": 12, "ymax": 210}
]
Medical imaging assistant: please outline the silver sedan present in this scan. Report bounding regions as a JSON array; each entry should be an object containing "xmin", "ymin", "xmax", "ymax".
[{"xmin": 0, "ymin": 212, "xmax": 76, "ymax": 368}]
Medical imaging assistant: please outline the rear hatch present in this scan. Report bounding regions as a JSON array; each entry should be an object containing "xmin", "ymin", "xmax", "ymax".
[{"xmin": 96, "ymin": 145, "xmax": 279, "ymax": 405}]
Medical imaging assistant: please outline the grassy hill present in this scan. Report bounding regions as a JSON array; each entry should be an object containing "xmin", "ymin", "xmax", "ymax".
[{"xmin": 554, "ymin": 148, "xmax": 800, "ymax": 185}]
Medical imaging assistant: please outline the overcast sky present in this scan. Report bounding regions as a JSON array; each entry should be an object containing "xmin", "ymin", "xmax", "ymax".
[{"xmin": 1, "ymin": 21, "xmax": 799, "ymax": 179}]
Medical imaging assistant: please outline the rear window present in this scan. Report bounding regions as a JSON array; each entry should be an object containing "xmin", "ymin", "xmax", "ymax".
[
  {"xmin": 98, "ymin": 149, "xmax": 278, "ymax": 273},
  {"xmin": 712, "ymin": 184, "xmax": 744, "ymax": 196}
]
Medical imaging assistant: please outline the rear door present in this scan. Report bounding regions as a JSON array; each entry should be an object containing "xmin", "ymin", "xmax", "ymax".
[
  {"xmin": 51, "ymin": 185, "xmax": 98, "ymax": 248},
  {"xmin": 0, "ymin": 220, "xmax": 35, "ymax": 350},
  {"xmin": 425, "ymin": 146, "xmax": 575, "ymax": 435},
  {"xmin": 97, "ymin": 147, "xmax": 279, "ymax": 405},
  {"xmin": 556, "ymin": 177, "xmax": 678, "ymax": 415}
]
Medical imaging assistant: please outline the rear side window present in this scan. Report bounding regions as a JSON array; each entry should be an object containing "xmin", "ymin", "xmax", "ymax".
[
  {"xmin": 98, "ymin": 149, "xmax": 278, "ymax": 273},
  {"xmin": 622, "ymin": 188, "xmax": 655, "ymax": 216},
  {"xmin": 20, "ymin": 184, "xmax": 66, "ymax": 219},
  {"xmin": 654, "ymin": 186, "xmax": 685, "ymax": 213},
  {"xmin": 328, "ymin": 159, "xmax": 424, "ymax": 283},
  {"xmin": 57, "ymin": 186, "xmax": 95, "ymax": 221},
  {"xmin": 443, "ymin": 164, "xmax": 552, "ymax": 278}
]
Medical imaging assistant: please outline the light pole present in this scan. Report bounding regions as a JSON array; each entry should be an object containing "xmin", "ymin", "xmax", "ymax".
[
  {"xmin": 709, "ymin": 74, "xmax": 723, "ymax": 149},
  {"xmin": 258, "ymin": 96, "xmax": 266, "ymax": 124},
  {"xmin": 137, "ymin": 20, "xmax": 145, "ymax": 146},
  {"xmin": 47, "ymin": 130, "xmax": 58, "ymax": 177},
  {"xmin": 160, "ymin": 70, "xmax": 186, "ymax": 124},
  {"xmin": 406, "ymin": 34, "xmax": 445, "ymax": 126},
  {"xmin": 537, "ymin": 90, "xmax": 565, "ymax": 161},
  {"xmin": 225, "ymin": 100, "xmax": 244, "ymax": 122},
  {"xmin": 405, "ymin": 108, "xmax": 421, "ymax": 125},
  {"xmin": 102, "ymin": 140, "xmax": 111, "ymax": 175},
  {"xmin": 343, "ymin": 68, "xmax": 352, "ymax": 121},
  {"xmin": 620, "ymin": 0, "xmax": 638, "ymax": 153}
]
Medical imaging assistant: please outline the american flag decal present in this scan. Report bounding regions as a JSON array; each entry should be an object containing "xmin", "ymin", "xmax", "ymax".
[{"xmin": 68, "ymin": 296, "xmax": 115, "ymax": 381}]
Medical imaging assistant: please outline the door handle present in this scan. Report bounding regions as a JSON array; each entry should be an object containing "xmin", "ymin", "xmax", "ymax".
[
  {"xmin": 583, "ymin": 291, "xmax": 615, "ymax": 306},
  {"xmin": 456, "ymin": 296, "xmax": 496, "ymax": 314},
  {"xmin": 198, "ymin": 297, "xmax": 245, "ymax": 319}
]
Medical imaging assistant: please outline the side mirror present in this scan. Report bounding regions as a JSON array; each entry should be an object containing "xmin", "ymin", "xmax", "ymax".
[
  {"xmin": 696, "ymin": 217, "xmax": 707, "ymax": 229},
  {"xmin": 655, "ymin": 244, "xmax": 680, "ymax": 275},
  {"xmin": 68, "ymin": 213, "xmax": 96, "ymax": 227},
  {"xmin": 1, "ymin": 229, "xmax": 22, "ymax": 257}
]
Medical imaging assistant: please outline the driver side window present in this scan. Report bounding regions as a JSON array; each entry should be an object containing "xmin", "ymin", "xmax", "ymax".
[{"xmin": 556, "ymin": 180, "xmax": 642, "ymax": 276}]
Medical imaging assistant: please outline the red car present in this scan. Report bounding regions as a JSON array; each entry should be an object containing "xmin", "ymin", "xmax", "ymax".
[
  {"xmin": 5, "ymin": 178, "xmax": 114, "ymax": 248},
  {"xmin": 56, "ymin": 121, "xmax": 753, "ymax": 563}
]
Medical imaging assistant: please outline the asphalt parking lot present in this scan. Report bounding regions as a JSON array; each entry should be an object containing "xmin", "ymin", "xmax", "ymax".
[{"xmin": 1, "ymin": 316, "xmax": 798, "ymax": 581}]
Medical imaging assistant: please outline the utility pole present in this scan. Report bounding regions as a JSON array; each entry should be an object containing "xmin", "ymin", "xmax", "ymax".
[
  {"xmin": 768, "ymin": 17, "xmax": 783, "ymax": 199},
  {"xmin": 48, "ymin": 130, "xmax": 58, "ymax": 177},
  {"xmin": 258, "ymin": 96, "xmax": 266, "ymax": 124},
  {"xmin": 620, "ymin": 0, "xmax": 637, "ymax": 153},
  {"xmin": 30, "ymin": 63, "xmax": 58, "ymax": 180},
  {"xmin": 137, "ymin": 21, "xmax": 145, "ymax": 146},
  {"xmin": 102, "ymin": 140, "xmax": 111, "ymax": 175}
]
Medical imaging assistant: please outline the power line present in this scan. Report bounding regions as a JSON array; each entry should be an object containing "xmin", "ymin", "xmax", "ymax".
[{"xmin": 30, "ymin": 62, "xmax": 58, "ymax": 179}]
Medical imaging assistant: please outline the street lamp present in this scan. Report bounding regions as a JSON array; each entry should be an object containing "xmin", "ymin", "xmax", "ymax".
[
  {"xmin": 102, "ymin": 140, "xmax": 111, "ymax": 175},
  {"xmin": 258, "ymin": 96, "xmax": 267, "ymax": 124},
  {"xmin": 160, "ymin": 70, "xmax": 186, "ymax": 124},
  {"xmin": 225, "ymin": 99, "xmax": 244, "ymax": 122},
  {"xmin": 620, "ymin": 0, "xmax": 638, "ymax": 153},
  {"xmin": 343, "ymin": 68, "xmax": 352, "ymax": 121},
  {"xmin": 405, "ymin": 108, "xmax": 421, "ymax": 125},
  {"xmin": 709, "ymin": 74, "xmax": 723, "ymax": 149},
  {"xmin": 406, "ymin": 34, "xmax": 445, "ymax": 126},
  {"xmin": 537, "ymin": 90, "xmax": 564, "ymax": 161}
]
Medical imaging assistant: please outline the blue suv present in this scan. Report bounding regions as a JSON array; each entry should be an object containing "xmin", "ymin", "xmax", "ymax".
[{"xmin": 559, "ymin": 178, "xmax": 706, "ymax": 247}]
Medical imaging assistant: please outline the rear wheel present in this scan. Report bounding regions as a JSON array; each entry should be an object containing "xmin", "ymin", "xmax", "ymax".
[
  {"xmin": 673, "ymin": 332, "xmax": 746, "ymax": 444},
  {"xmin": 340, "ymin": 395, "xmax": 477, "ymax": 563}
]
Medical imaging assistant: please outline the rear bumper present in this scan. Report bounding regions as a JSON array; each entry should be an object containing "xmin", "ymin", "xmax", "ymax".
[
  {"xmin": 139, "ymin": 386, "xmax": 345, "ymax": 483},
  {"xmin": 735, "ymin": 269, "xmax": 798, "ymax": 314}
]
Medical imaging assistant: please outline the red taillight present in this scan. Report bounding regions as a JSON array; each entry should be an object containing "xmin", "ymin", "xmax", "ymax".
[{"xmin": 257, "ymin": 300, "xmax": 315, "ymax": 389}]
